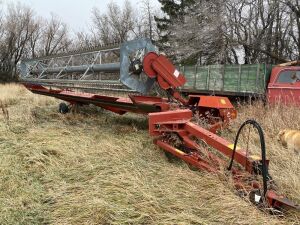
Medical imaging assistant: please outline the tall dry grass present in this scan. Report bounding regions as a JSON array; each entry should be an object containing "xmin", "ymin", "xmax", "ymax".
[
  {"xmin": 0, "ymin": 83, "xmax": 299, "ymax": 224},
  {"xmin": 222, "ymin": 101, "xmax": 300, "ymax": 206}
]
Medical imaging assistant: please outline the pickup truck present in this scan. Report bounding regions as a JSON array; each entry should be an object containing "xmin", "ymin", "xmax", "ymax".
[{"xmin": 180, "ymin": 61, "xmax": 300, "ymax": 106}]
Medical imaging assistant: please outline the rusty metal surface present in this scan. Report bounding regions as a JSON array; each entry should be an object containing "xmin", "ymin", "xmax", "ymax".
[{"xmin": 267, "ymin": 66, "xmax": 300, "ymax": 106}]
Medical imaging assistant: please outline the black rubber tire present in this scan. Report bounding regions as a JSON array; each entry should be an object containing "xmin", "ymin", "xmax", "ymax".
[{"xmin": 58, "ymin": 102, "xmax": 69, "ymax": 114}]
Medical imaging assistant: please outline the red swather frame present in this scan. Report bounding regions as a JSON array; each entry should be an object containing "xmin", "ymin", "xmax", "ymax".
[
  {"xmin": 22, "ymin": 52, "xmax": 300, "ymax": 212},
  {"xmin": 149, "ymin": 109, "xmax": 299, "ymax": 210}
]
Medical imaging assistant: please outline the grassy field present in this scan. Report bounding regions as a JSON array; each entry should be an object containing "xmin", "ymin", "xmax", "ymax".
[{"xmin": 0, "ymin": 83, "xmax": 299, "ymax": 225}]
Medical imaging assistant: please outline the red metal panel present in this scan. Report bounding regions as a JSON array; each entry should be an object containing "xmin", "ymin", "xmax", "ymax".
[
  {"xmin": 184, "ymin": 122, "xmax": 262, "ymax": 173},
  {"xmin": 155, "ymin": 139, "xmax": 218, "ymax": 173},
  {"xmin": 24, "ymin": 84, "xmax": 168, "ymax": 114},
  {"xmin": 148, "ymin": 109, "xmax": 262, "ymax": 174},
  {"xmin": 143, "ymin": 53, "xmax": 186, "ymax": 89},
  {"xmin": 129, "ymin": 95, "xmax": 171, "ymax": 111},
  {"xmin": 266, "ymin": 190, "xmax": 300, "ymax": 210},
  {"xmin": 148, "ymin": 109, "xmax": 192, "ymax": 136},
  {"xmin": 267, "ymin": 66, "xmax": 300, "ymax": 106},
  {"xmin": 142, "ymin": 52, "xmax": 158, "ymax": 78},
  {"xmin": 188, "ymin": 95, "xmax": 234, "ymax": 109}
]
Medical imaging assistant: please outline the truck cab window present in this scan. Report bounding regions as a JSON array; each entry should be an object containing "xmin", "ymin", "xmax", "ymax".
[{"xmin": 276, "ymin": 70, "xmax": 300, "ymax": 83}]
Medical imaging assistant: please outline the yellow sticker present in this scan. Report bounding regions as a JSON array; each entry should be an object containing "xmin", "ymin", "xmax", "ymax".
[
  {"xmin": 220, "ymin": 99, "xmax": 226, "ymax": 105},
  {"xmin": 228, "ymin": 144, "xmax": 241, "ymax": 151},
  {"xmin": 174, "ymin": 148, "xmax": 185, "ymax": 155},
  {"xmin": 249, "ymin": 155, "xmax": 261, "ymax": 161}
]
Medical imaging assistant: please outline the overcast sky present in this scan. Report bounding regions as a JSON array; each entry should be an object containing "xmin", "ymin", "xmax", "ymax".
[{"xmin": 3, "ymin": 0, "xmax": 161, "ymax": 32}]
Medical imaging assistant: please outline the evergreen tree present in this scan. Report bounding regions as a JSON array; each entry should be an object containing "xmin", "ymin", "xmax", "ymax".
[{"xmin": 154, "ymin": 0, "xmax": 195, "ymax": 53}]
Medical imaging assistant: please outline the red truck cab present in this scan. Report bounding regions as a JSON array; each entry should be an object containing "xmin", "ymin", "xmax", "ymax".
[{"xmin": 267, "ymin": 66, "xmax": 300, "ymax": 106}]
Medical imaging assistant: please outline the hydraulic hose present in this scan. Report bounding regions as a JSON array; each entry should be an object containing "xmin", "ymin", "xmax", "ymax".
[{"xmin": 227, "ymin": 120, "xmax": 268, "ymax": 198}]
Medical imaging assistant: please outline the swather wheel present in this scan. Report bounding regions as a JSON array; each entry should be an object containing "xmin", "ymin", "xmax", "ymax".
[{"xmin": 58, "ymin": 102, "xmax": 69, "ymax": 114}]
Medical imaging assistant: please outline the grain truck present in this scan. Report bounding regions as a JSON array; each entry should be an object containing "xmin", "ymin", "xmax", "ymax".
[{"xmin": 180, "ymin": 61, "xmax": 300, "ymax": 106}]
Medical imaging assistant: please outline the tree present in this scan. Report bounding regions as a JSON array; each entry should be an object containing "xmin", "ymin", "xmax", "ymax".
[
  {"xmin": 225, "ymin": 0, "xmax": 288, "ymax": 64},
  {"xmin": 130, "ymin": 0, "xmax": 160, "ymax": 41},
  {"xmin": 27, "ymin": 17, "xmax": 42, "ymax": 58},
  {"xmin": 0, "ymin": 2, "xmax": 71, "ymax": 81},
  {"xmin": 285, "ymin": 0, "xmax": 300, "ymax": 59},
  {"xmin": 41, "ymin": 13, "xmax": 71, "ymax": 56},
  {"xmin": 161, "ymin": 0, "xmax": 300, "ymax": 64},
  {"xmin": 73, "ymin": 31, "xmax": 95, "ymax": 50},
  {"xmin": 154, "ymin": 0, "xmax": 195, "ymax": 52},
  {"xmin": 91, "ymin": 0, "xmax": 135, "ymax": 45},
  {"xmin": 1, "ymin": 2, "xmax": 36, "ymax": 76},
  {"xmin": 167, "ymin": 0, "xmax": 227, "ymax": 64},
  {"xmin": 0, "ymin": 6, "xmax": 5, "ymax": 62}
]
